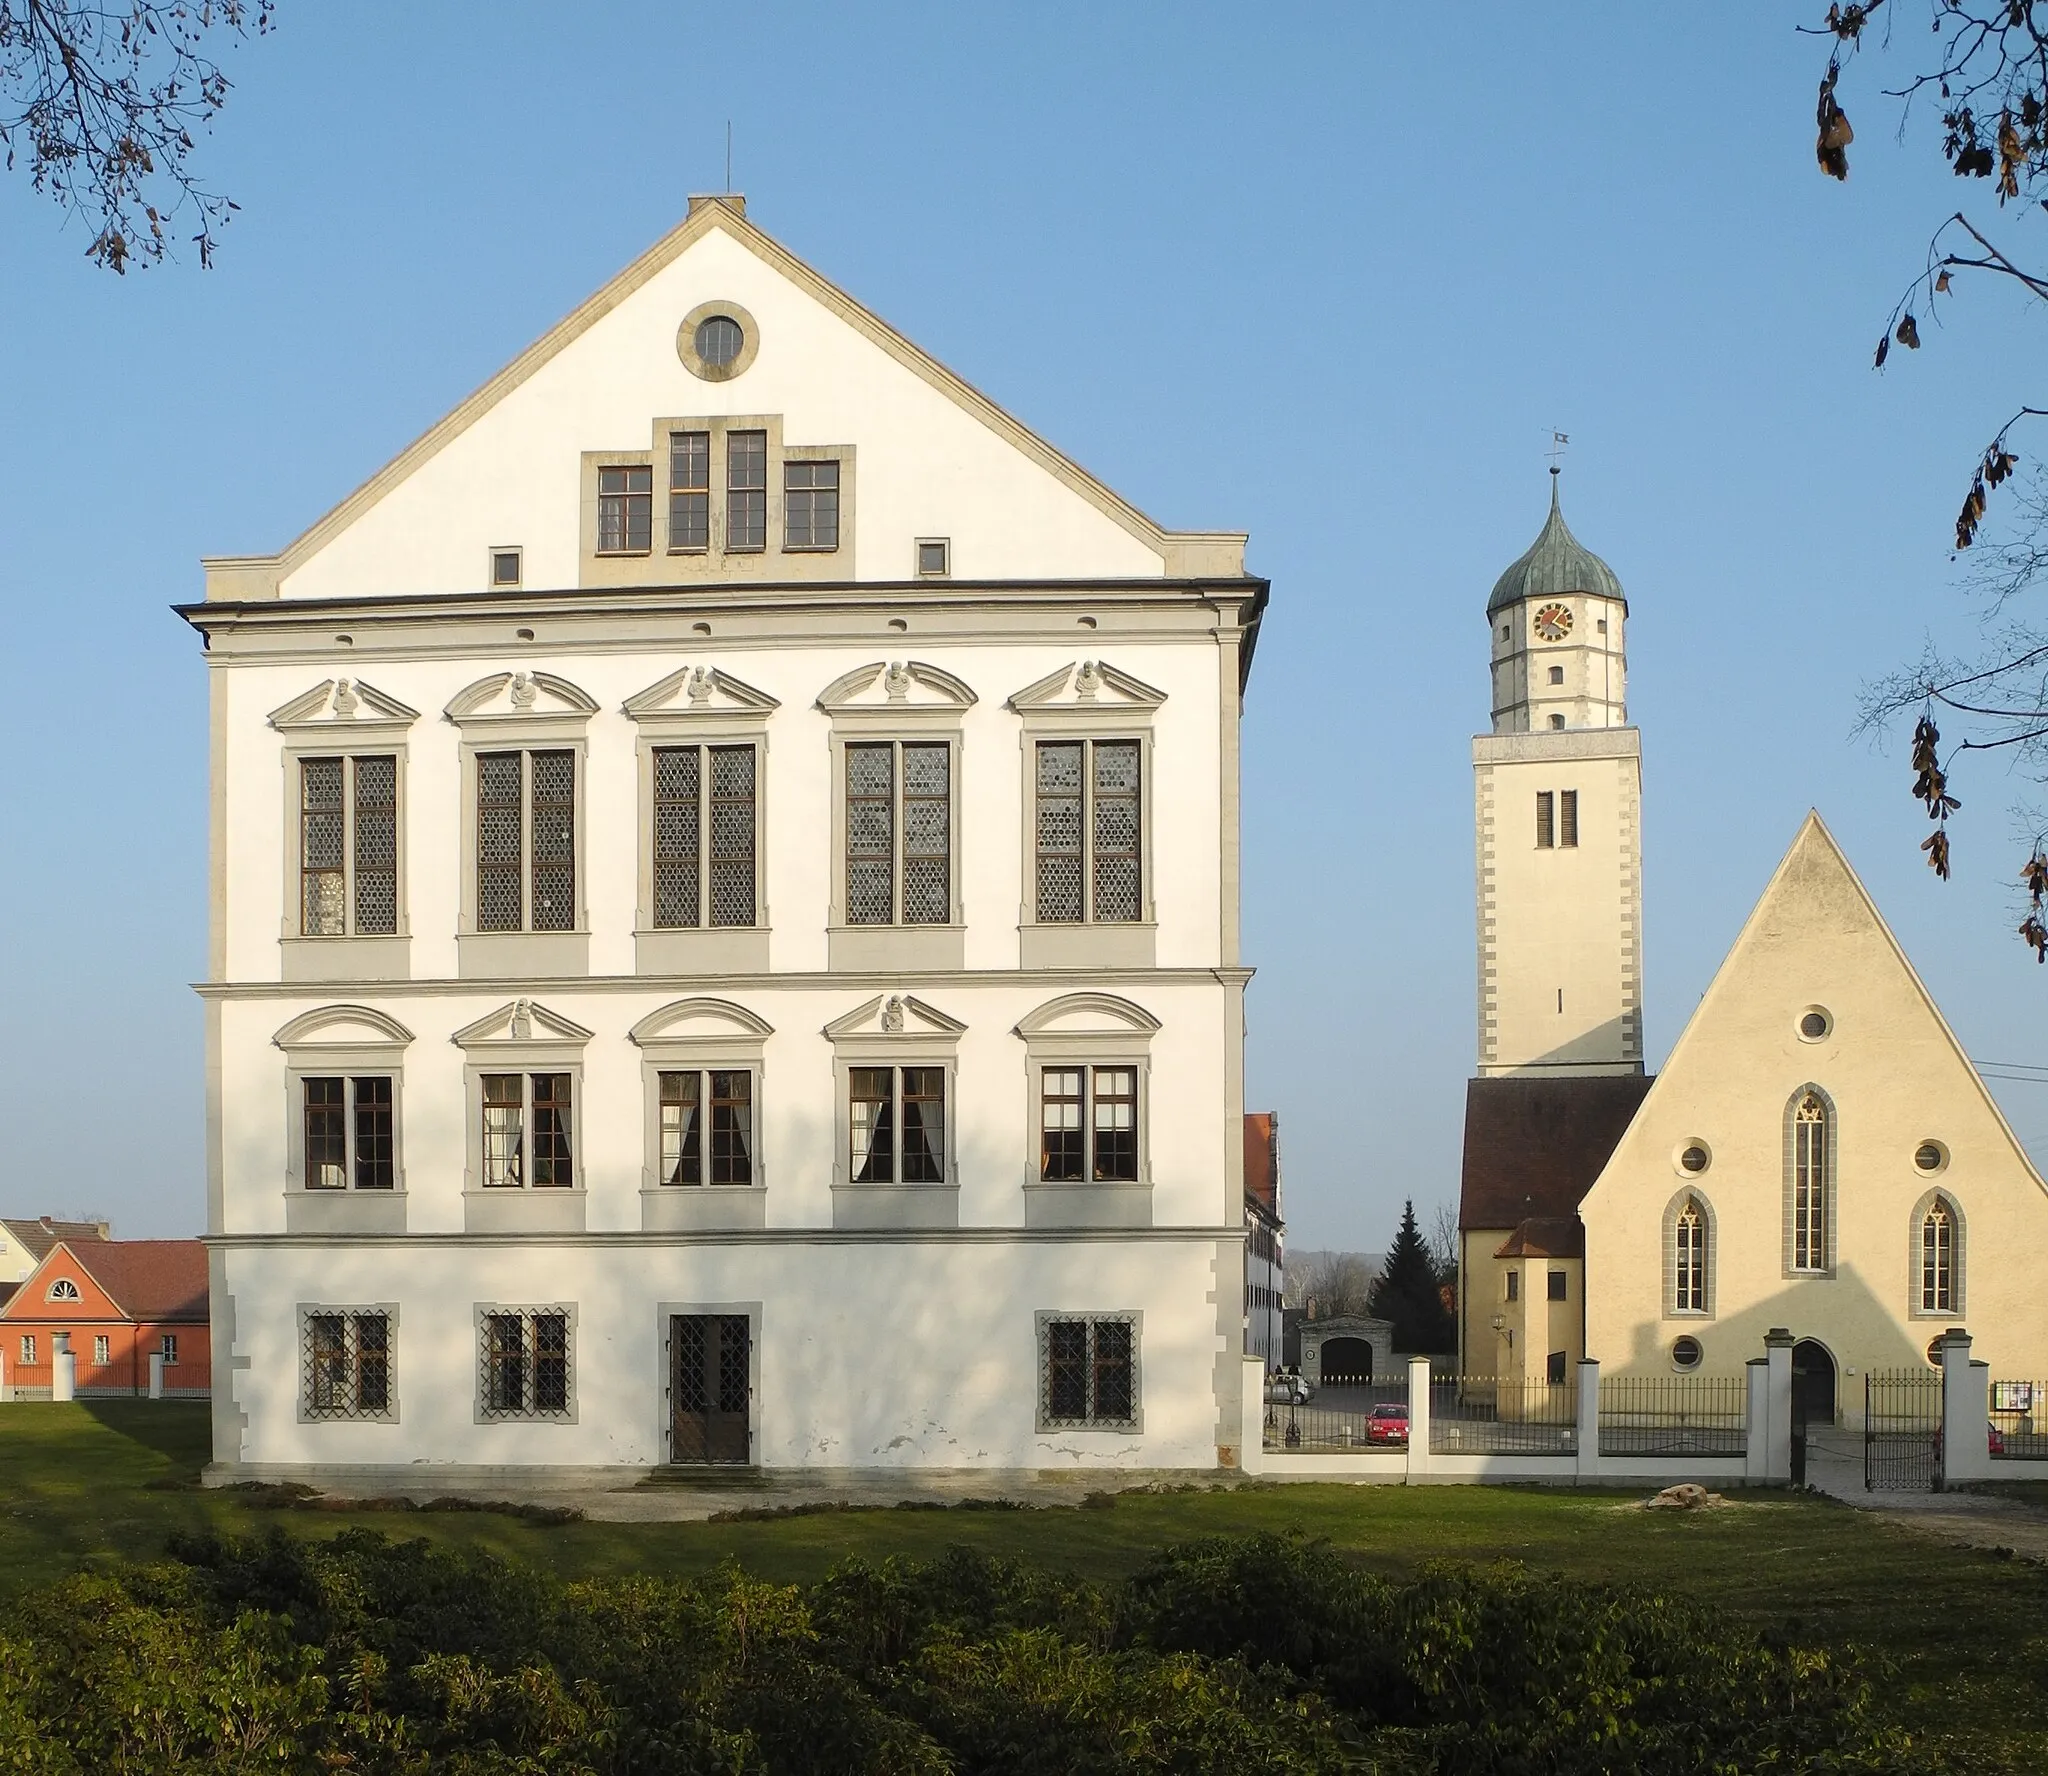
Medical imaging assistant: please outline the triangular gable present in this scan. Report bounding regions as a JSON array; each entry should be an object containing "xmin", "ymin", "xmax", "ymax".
[
  {"xmin": 1582, "ymin": 811, "xmax": 2046, "ymax": 1213},
  {"xmin": 1008, "ymin": 661, "xmax": 1168, "ymax": 712},
  {"xmin": 1, "ymin": 1243, "xmax": 123, "ymax": 1321},
  {"xmin": 823, "ymin": 994, "xmax": 967, "ymax": 1041},
  {"xmin": 268, "ymin": 678, "xmax": 420, "ymax": 732},
  {"xmin": 444, "ymin": 671, "xmax": 598, "ymax": 725},
  {"xmin": 817, "ymin": 661, "xmax": 977, "ymax": 712},
  {"xmin": 623, "ymin": 665, "xmax": 780, "ymax": 721},
  {"xmin": 452, "ymin": 1000, "xmax": 594, "ymax": 1048},
  {"xmin": 203, "ymin": 198, "xmax": 1247, "ymax": 600}
]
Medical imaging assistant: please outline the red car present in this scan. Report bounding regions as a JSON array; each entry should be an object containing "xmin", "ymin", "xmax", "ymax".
[{"xmin": 1366, "ymin": 1402, "xmax": 1410, "ymax": 1446}]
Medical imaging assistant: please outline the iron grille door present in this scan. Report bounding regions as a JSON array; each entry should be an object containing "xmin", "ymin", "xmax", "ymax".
[
  {"xmin": 1865, "ymin": 1368, "xmax": 1944, "ymax": 1492},
  {"xmin": 672, "ymin": 1314, "xmax": 751, "ymax": 1464}
]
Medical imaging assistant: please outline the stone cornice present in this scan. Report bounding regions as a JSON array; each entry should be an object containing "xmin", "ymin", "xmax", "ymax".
[{"xmin": 194, "ymin": 967, "xmax": 1255, "ymax": 1000}]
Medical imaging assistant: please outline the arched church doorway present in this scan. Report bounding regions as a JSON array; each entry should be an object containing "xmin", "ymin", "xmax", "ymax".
[
  {"xmin": 1792, "ymin": 1339, "xmax": 1836, "ymax": 1426},
  {"xmin": 1320, "ymin": 1337, "xmax": 1374, "ymax": 1385}
]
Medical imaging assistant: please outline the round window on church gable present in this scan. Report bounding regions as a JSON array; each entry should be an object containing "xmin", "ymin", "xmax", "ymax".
[
  {"xmin": 1797, "ymin": 1007, "xmax": 1833, "ymax": 1043},
  {"xmin": 677, "ymin": 300, "xmax": 760, "ymax": 381},
  {"xmin": 1914, "ymin": 1140, "xmax": 1948, "ymax": 1174},
  {"xmin": 1926, "ymin": 1335, "xmax": 1946, "ymax": 1369},
  {"xmin": 1676, "ymin": 1141, "xmax": 1711, "ymax": 1176},
  {"xmin": 1671, "ymin": 1336, "xmax": 1703, "ymax": 1372}
]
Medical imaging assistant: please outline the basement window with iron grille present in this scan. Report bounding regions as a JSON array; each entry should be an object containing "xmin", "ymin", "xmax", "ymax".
[
  {"xmin": 301, "ymin": 1309, "xmax": 393, "ymax": 1421},
  {"xmin": 844, "ymin": 740, "xmax": 951, "ymax": 925},
  {"xmin": 1034, "ymin": 739, "xmax": 1141, "ymax": 923},
  {"xmin": 479, "ymin": 1309, "xmax": 572, "ymax": 1420},
  {"xmin": 652, "ymin": 744, "xmax": 757, "ymax": 928},
  {"xmin": 1038, "ymin": 1314, "xmax": 1138, "ymax": 1431},
  {"xmin": 300, "ymin": 755, "xmax": 398, "ymax": 935},
  {"xmin": 476, "ymin": 750, "xmax": 577, "ymax": 933}
]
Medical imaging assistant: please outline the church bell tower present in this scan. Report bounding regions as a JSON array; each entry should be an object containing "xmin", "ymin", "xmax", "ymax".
[{"xmin": 1473, "ymin": 469, "xmax": 1643, "ymax": 1076}]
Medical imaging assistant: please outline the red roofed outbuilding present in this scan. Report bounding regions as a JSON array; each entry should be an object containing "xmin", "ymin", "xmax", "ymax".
[{"xmin": 0, "ymin": 1240, "xmax": 209, "ymax": 1399}]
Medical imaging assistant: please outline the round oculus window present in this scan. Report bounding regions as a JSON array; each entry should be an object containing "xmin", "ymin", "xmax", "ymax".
[
  {"xmin": 694, "ymin": 314, "xmax": 743, "ymax": 368},
  {"xmin": 1926, "ymin": 1336, "xmax": 1945, "ymax": 1369},
  {"xmin": 1680, "ymin": 1143, "xmax": 1710, "ymax": 1175},
  {"xmin": 1671, "ymin": 1336, "xmax": 1703, "ymax": 1372},
  {"xmin": 1798, "ymin": 1008, "xmax": 1833, "ymax": 1042},
  {"xmin": 1914, "ymin": 1140, "xmax": 1947, "ymax": 1173}
]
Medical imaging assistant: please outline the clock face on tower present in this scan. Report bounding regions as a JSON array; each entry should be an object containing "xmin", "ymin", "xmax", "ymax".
[{"xmin": 1533, "ymin": 603, "xmax": 1573, "ymax": 642}]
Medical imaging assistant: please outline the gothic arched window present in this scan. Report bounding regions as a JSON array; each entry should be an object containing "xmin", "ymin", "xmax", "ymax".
[
  {"xmin": 1920, "ymin": 1196, "xmax": 1956, "ymax": 1313},
  {"xmin": 1674, "ymin": 1198, "xmax": 1709, "ymax": 1314},
  {"xmin": 1788, "ymin": 1089, "xmax": 1833, "ymax": 1274}
]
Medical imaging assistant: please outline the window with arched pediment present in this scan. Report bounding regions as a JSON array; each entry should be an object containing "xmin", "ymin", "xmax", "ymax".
[{"xmin": 1785, "ymin": 1087, "xmax": 1834, "ymax": 1275}]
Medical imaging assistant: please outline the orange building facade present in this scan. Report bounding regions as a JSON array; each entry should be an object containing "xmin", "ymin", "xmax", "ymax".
[{"xmin": 0, "ymin": 1241, "xmax": 210, "ymax": 1399}]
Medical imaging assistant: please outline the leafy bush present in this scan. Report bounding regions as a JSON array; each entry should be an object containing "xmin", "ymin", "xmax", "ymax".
[{"xmin": 0, "ymin": 1528, "xmax": 1947, "ymax": 1774}]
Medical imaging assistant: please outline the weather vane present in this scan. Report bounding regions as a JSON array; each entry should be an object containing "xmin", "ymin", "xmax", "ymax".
[{"xmin": 1546, "ymin": 430, "xmax": 1569, "ymax": 474}]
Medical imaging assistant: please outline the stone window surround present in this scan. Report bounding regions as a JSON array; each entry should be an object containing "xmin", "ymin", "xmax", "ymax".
[
  {"xmin": 826, "ymin": 994, "xmax": 963, "ymax": 1230},
  {"xmin": 454, "ymin": 1001, "xmax": 592, "ymax": 1234},
  {"xmin": 676, "ymin": 299, "xmax": 762, "ymax": 383},
  {"xmin": 272, "ymin": 689, "xmax": 418, "ymax": 985},
  {"xmin": 630, "ymin": 997, "xmax": 773, "ymax": 1232},
  {"xmin": 624, "ymin": 666, "xmax": 778, "ymax": 975},
  {"xmin": 296, "ymin": 1301, "xmax": 400, "ymax": 1425},
  {"xmin": 578, "ymin": 415, "xmax": 855, "ymax": 586},
  {"xmin": 274, "ymin": 1004, "xmax": 413, "ymax": 1235},
  {"xmin": 820, "ymin": 665, "xmax": 974, "ymax": 974},
  {"xmin": 1907, "ymin": 1186, "xmax": 1967, "ymax": 1319},
  {"xmin": 1781, "ymin": 1081, "xmax": 1838, "ymax": 1279},
  {"xmin": 1033, "ymin": 1308, "xmax": 1144, "ymax": 1435},
  {"xmin": 473, "ymin": 1301, "xmax": 579, "ymax": 1426},
  {"xmin": 449, "ymin": 677, "xmax": 595, "ymax": 980},
  {"xmin": 1660, "ymin": 1187, "xmax": 1715, "ymax": 1320},
  {"xmin": 1015, "ymin": 992, "xmax": 1160, "ymax": 1230}
]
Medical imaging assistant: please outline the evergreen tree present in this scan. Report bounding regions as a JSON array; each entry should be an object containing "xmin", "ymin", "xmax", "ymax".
[{"xmin": 1368, "ymin": 1199, "xmax": 1456, "ymax": 1353}]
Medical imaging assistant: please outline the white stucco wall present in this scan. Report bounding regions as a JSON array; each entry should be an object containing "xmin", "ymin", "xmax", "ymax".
[{"xmin": 1583, "ymin": 816, "xmax": 2048, "ymax": 1384}]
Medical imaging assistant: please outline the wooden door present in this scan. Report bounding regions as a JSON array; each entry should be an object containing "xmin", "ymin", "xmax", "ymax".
[{"xmin": 671, "ymin": 1314, "xmax": 751, "ymax": 1464}]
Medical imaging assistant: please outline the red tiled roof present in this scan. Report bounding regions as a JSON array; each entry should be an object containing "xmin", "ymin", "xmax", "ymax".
[
  {"xmin": 2, "ymin": 1218, "xmax": 111, "ymax": 1262},
  {"xmin": 0, "ymin": 1282, "xmax": 17, "ymax": 1310},
  {"xmin": 1459, "ymin": 1074, "xmax": 1653, "ymax": 1231},
  {"xmin": 1244, "ymin": 1112, "xmax": 1279, "ymax": 1216},
  {"xmin": 61, "ymin": 1241, "xmax": 208, "ymax": 1322}
]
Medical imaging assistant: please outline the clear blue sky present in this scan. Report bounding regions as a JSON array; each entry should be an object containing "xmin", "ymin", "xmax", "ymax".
[{"xmin": 1, "ymin": 3, "xmax": 2040, "ymax": 1247}]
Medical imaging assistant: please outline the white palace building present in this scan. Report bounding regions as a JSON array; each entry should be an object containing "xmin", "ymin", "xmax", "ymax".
[{"xmin": 183, "ymin": 198, "xmax": 1266, "ymax": 1482}]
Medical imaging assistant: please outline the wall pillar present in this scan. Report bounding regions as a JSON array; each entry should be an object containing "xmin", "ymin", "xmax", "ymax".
[
  {"xmin": 1745, "ymin": 1357, "xmax": 1770, "ymax": 1483},
  {"xmin": 1575, "ymin": 1358, "xmax": 1601, "ymax": 1480},
  {"xmin": 1763, "ymin": 1327, "xmax": 1794, "ymax": 1485},
  {"xmin": 51, "ymin": 1336, "xmax": 75, "ymax": 1405},
  {"xmin": 148, "ymin": 1353, "xmax": 166, "ymax": 1402},
  {"xmin": 1941, "ymin": 1328, "xmax": 1992, "ymax": 1485},
  {"xmin": 1238, "ymin": 1354, "xmax": 1266, "ymax": 1476},
  {"xmin": 0, "ymin": 1349, "xmax": 9, "ymax": 1403},
  {"xmin": 1405, "ymin": 1354, "xmax": 1433, "ymax": 1479}
]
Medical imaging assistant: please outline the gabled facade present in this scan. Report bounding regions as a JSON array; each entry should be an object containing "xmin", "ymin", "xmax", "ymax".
[
  {"xmin": 182, "ymin": 198, "xmax": 1264, "ymax": 1480},
  {"xmin": 0, "ymin": 1240, "xmax": 210, "ymax": 1399},
  {"xmin": 1582, "ymin": 814, "xmax": 2048, "ymax": 1392}
]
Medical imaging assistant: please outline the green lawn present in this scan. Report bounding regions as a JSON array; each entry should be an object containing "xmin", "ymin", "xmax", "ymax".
[{"xmin": 3, "ymin": 1402, "xmax": 2045, "ymax": 1763}]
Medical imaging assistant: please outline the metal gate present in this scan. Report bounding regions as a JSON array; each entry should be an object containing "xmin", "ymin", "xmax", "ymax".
[
  {"xmin": 671, "ymin": 1314, "xmax": 752, "ymax": 1465},
  {"xmin": 1865, "ymin": 1368, "xmax": 1943, "ymax": 1492}
]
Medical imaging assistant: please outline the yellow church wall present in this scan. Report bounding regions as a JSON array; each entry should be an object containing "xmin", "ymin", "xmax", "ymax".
[{"xmin": 1582, "ymin": 815, "xmax": 2048, "ymax": 1394}]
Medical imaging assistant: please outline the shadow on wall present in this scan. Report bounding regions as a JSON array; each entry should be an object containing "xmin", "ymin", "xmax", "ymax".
[{"xmin": 1512, "ymin": 1015, "xmax": 1634, "ymax": 1071}]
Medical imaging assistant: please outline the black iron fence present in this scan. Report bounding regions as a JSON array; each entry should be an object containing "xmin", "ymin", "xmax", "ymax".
[
  {"xmin": 1262, "ymin": 1376, "xmax": 1410, "ymax": 1453},
  {"xmin": 1990, "ymin": 1379, "xmax": 2048, "ymax": 1458},
  {"xmin": 1597, "ymin": 1375, "xmax": 1746, "ymax": 1457},
  {"xmin": 1865, "ymin": 1368, "xmax": 1943, "ymax": 1492},
  {"xmin": 1429, "ymin": 1376, "xmax": 1576, "ymax": 1455},
  {"xmin": 1253, "ymin": 1384, "xmax": 1417, "ymax": 1450}
]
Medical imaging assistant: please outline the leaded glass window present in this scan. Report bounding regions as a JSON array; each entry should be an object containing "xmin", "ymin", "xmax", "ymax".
[
  {"xmin": 844, "ymin": 741, "xmax": 951, "ymax": 926},
  {"xmin": 727, "ymin": 430, "xmax": 767, "ymax": 551},
  {"xmin": 1039, "ymin": 1315, "xmax": 1137, "ymax": 1429},
  {"xmin": 1674, "ymin": 1197, "xmax": 1707, "ymax": 1314},
  {"xmin": 1791, "ymin": 1092, "xmax": 1831, "ymax": 1273},
  {"xmin": 481, "ymin": 1073, "xmax": 574, "ymax": 1190},
  {"xmin": 1921, "ymin": 1198, "xmax": 1955, "ymax": 1312},
  {"xmin": 303, "ymin": 1075, "xmax": 396, "ymax": 1191},
  {"xmin": 597, "ymin": 464, "xmax": 652, "ymax": 552},
  {"xmin": 1034, "ymin": 739, "xmax": 1141, "ymax": 924},
  {"xmin": 303, "ymin": 1310, "xmax": 392, "ymax": 1420},
  {"xmin": 669, "ymin": 430, "xmax": 710, "ymax": 551},
  {"xmin": 300, "ymin": 755, "xmax": 398, "ymax": 936},
  {"xmin": 652, "ymin": 744, "xmax": 757, "ymax": 929},
  {"xmin": 849, "ymin": 1065, "xmax": 946, "ymax": 1184},
  {"xmin": 475, "ymin": 750, "xmax": 577, "ymax": 934},
  {"xmin": 480, "ymin": 1309, "xmax": 572, "ymax": 1419},
  {"xmin": 784, "ymin": 458, "xmax": 840, "ymax": 549},
  {"xmin": 1039, "ymin": 1066, "xmax": 1139, "ymax": 1183},
  {"xmin": 659, "ymin": 1069, "xmax": 754, "ymax": 1185}
]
